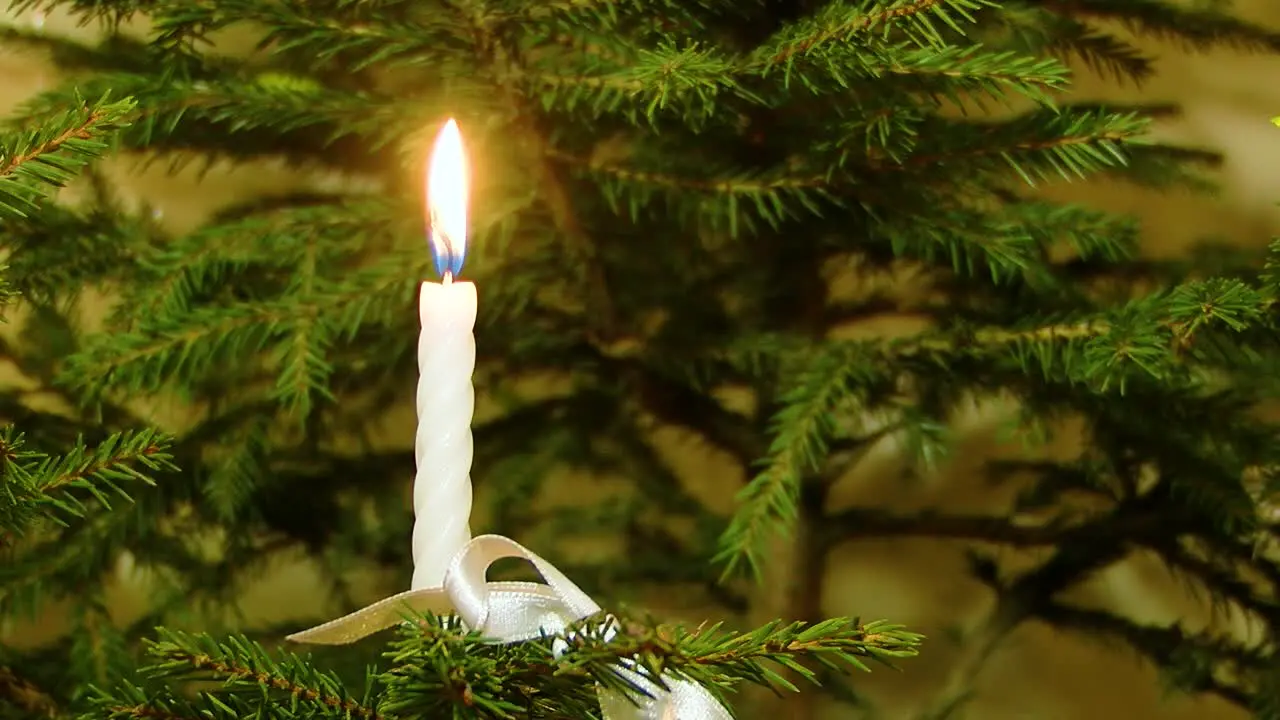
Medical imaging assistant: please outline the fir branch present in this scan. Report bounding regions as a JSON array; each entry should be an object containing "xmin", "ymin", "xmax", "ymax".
[
  {"xmin": 0, "ymin": 25, "xmax": 155, "ymax": 74},
  {"xmin": 0, "ymin": 428, "xmax": 176, "ymax": 542},
  {"xmin": 270, "ymin": 219, "xmax": 335, "ymax": 419},
  {"xmin": 383, "ymin": 615, "xmax": 597, "ymax": 719},
  {"xmin": 715, "ymin": 346, "xmax": 888, "ymax": 580},
  {"xmin": 1042, "ymin": 0, "xmax": 1280, "ymax": 54},
  {"xmin": 883, "ymin": 280, "xmax": 1269, "ymax": 388},
  {"xmin": 3, "ymin": 197, "xmax": 155, "ymax": 307},
  {"xmin": 559, "ymin": 615, "xmax": 924, "ymax": 694},
  {"xmin": 59, "ymin": 305, "xmax": 280, "ymax": 399},
  {"xmin": 559, "ymin": 146, "xmax": 827, "ymax": 192},
  {"xmin": 875, "ymin": 197, "xmax": 1136, "ymax": 284},
  {"xmin": 881, "ymin": 109, "xmax": 1143, "ymax": 184},
  {"xmin": 1035, "ymin": 601, "xmax": 1263, "ymax": 708},
  {"xmin": 515, "ymin": 128, "xmax": 621, "ymax": 339},
  {"xmin": 757, "ymin": 42, "xmax": 1068, "ymax": 107},
  {"xmin": 139, "ymin": 630, "xmax": 378, "ymax": 720},
  {"xmin": 1148, "ymin": 539, "xmax": 1280, "ymax": 629},
  {"xmin": 6, "ymin": 0, "xmax": 1279, "ymax": 716},
  {"xmin": 1102, "ymin": 142, "xmax": 1220, "ymax": 193},
  {"xmin": 516, "ymin": 0, "xmax": 721, "ymax": 23},
  {"xmin": 149, "ymin": 0, "xmax": 464, "ymax": 71},
  {"xmin": 552, "ymin": 144, "xmax": 835, "ymax": 237},
  {"xmin": 201, "ymin": 416, "xmax": 271, "ymax": 521},
  {"xmin": 0, "ymin": 429, "xmax": 182, "ymax": 619},
  {"xmin": 0, "ymin": 505, "xmax": 159, "ymax": 619},
  {"xmin": 518, "ymin": 41, "xmax": 756, "ymax": 125},
  {"xmin": 875, "ymin": 45, "xmax": 1067, "ymax": 102},
  {"xmin": 69, "ymin": 599, "xmax": 133, "ymax": 693},
  {"xmin": 911, "ymin": 535, "xmax": 1131, "ymax": 712},
  {"xmin": 765, "ymin": 0, "xmax": 986, "ymax": 62},
  {"xmin": 537, "ymin": 27, "xmax": 641, "ymax": 67},
  {"xmin": 7, "ymin": 0, "xmax": 153, "ymax": 26},
  {"xmin": 0, "ymin": 95, "xmax": 134, "ymax": 218},
  {"xmin": 64, "ymin": 246, "xmax": 421, "ymax": 403},
  {"xmin": 121, "ymin": 196, "xmax": 397, "ymax": 323},
  {"xmin": 862, "ymin": 199, "xmax": 1137, "ymax": 285},
  {"xmin": 916, "ymin": 503, "xmax": 1149, "ymax": 720},
  {"xmin": 719, "ymin": 279, "xmax": 1277, "ymax": 574},
  {"xmin": 1046, "ymin": 21, "xmax": 1156, "ymax": 83},
  {"xmin": 555, "ymin": 107, "xmax": 1147, "ymax": 237},
  {"xmin": 274, "ymin": 307, "xmax": 335, "ymax": 418},
  {"xmin": 11, "ymin": 74, "xmax": 405, "ymax": 167},
  {"xmin": 518, "ymin": 0, "xmax": 610, "ymax": 17},
  {"xmin": 821, "ymin": 507, "xmax": 1096, "ymax": 547},
  {"xmin": 539, "ymin": 11, "xmax": 1067, "ymax": 120},
  {"xmin": 1198, "ymin": 530, "xmax": 1280, "ymax": 618},
  {"xmin": 386, "ymin": 612, "xmax": 922, "ymax": 714},
  {"xmin": 0, "ymin": 269, "xmax": 20, "ymax": 315},
  {"xmin": 96, "ymin": 683, "xmax": 270, "ymax": 720}
]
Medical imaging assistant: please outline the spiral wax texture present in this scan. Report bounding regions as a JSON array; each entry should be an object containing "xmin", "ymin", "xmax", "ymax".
[{"xmin": 411, "ymin": 279, "xmax": 476, "ymax": 590}]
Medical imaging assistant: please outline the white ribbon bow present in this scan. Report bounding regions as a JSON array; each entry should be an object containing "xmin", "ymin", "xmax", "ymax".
[{"xmin": 287, "ymin": 534, "xmax": 734, "ymax": 720}]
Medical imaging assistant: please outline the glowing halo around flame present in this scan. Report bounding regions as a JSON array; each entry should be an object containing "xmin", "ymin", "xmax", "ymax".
[{"xmin": 426, "ymin": 118, "xmax": 469, "ymax": 279}]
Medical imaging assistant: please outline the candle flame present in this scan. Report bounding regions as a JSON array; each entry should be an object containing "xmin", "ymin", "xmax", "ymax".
[{"xmin": 426, "ymin": 118, "xmax": 468, "ymax": 279}]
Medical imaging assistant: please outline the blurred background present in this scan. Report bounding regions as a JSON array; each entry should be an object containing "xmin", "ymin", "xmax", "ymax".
[{"xmin": 3, "ymin": 2, "xmax": 1280, "ymax": 719}]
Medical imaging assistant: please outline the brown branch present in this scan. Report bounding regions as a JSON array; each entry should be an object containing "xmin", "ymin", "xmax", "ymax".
[
  {"xmin": 914, "ymin": 498, "xmax": 1175, "ymax": 720},
  {"xmin": 888, "ymin": 318, "xmax": 1115, "ymax": 360},
  {"xmin": 1036, "ymin": 0, "xmax": 1280, "ymax": 53},
  {"xmin": 821, "ymin": 504, "xmax": 1181, "ymax": 550},
  {"xmin": 822, "ymin": 508, "xmax": 1081, "ymax": 548},
  {"xmin": 1146, "ymin": 539, "xmax": 1280, "ymax": 628},
  {"xmin": 1196, "ymin": 528, "xmax": 1280, "ymax": 598},
  {"xmin": 0, "ymin": 109, "xmax": 101, "ymax": 178},
  {"xmin": 0, "ymin": 434, "xmax": 167, "ymax": 547},
  {"xmin": 1035, "ymin": 601, "xmax": 1261, "ymax": 710},
  {"xmin": 162, "ymin": 649, "xmax": 380, "ymax": 720},
  {"xmin": 40, "ymin": 443, "xmax": 167, "ymax": 496},
  {"xmin": 0, "ymin": 666, "xmax": 60, "ymax": 718}
]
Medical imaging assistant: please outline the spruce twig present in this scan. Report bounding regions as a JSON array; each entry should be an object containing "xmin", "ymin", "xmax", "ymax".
[{"xmin": 0, "ymin": 94, "xmax": 134, "ymax": 218}]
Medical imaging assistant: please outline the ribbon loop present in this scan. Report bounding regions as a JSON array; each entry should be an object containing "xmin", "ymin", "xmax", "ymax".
[
  {"xmin": 444, "ymin": 534, "xmax": 601, "ymax": 633},
  {"xmin": 287, "ymin": 535, "xmax": 733, "ymax": 719}
]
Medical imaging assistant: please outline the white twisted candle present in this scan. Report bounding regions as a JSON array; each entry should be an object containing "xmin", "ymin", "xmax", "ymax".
[
  {"xmin": 411, "ymin": 276, "xmax": 476, "ymax": 590},
  {"xmin": 412, "ymin": 118, "xmax": 475, "ymax": 590}
]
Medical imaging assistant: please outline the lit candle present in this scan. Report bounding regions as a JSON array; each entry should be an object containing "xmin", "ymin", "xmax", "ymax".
[{"xmin": 411, "ymin": 118, "xmax": 475, "ymax": 590}]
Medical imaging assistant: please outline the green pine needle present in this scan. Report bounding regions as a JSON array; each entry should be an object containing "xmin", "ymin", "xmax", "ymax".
[{"xmin": 0, "ymin": 93, "xmax": 134, "ymax": 219}]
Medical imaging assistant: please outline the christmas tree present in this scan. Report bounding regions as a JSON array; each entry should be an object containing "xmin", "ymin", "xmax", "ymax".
[{"xmin": 2, "ymin": 0, "xmax": 1280, "ymax": 718}]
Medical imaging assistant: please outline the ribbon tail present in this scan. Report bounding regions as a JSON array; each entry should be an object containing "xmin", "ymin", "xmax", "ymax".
[
  {"xmin": 597, "ymin": 664, "xmax": 736, "ymax": 720},
  {"xmin": 286, "ymin": 587, "xmax": 454, "ymax": 645}
]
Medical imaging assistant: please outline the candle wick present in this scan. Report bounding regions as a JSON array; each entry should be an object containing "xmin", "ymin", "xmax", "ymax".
[{"xmin": 442, "ymin": 271, "xmax": 453, "ymax": 285}]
